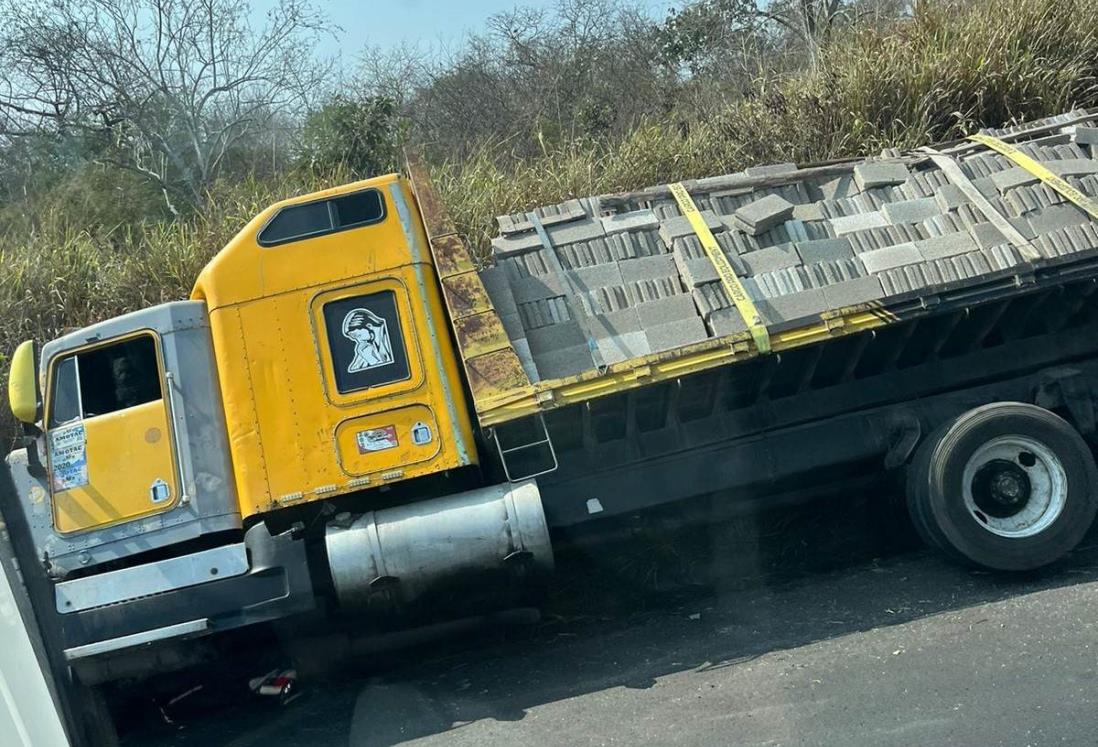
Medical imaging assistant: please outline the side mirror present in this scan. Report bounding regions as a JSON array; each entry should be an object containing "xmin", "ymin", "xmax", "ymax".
[{"xmin": 8, "ymin": 340, "xmax": 40, "ymax": 424}]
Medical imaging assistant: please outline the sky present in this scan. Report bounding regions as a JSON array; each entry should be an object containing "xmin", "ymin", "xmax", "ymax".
[{"xmin": 253, "ymin": 0, "xmax": 680, "ymax": 63}]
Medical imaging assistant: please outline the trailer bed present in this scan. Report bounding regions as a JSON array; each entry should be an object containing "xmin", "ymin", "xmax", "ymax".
[{"xmin": 412, "ymin": 110, "xmax": 1098, "ymax": 428}]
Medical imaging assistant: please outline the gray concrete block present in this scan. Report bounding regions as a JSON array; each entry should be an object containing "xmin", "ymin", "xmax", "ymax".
[
  {"xmin": 658, "ymin": 210, "xmax": 724, "ymax": 246},
  {"xmin": 577, "ymin": 307, "xmax": 643, "ymax": 340},
  {"xmin": 499, "ymin": 311, "xmax": 525, "ymax": 340},
  {"xmin": 512, "ymin": 273, "xmax": 570, "ymax": 303},
  {"xmin": 877, "ymin": 250, "xmax": 992, "ymax": 295},
  {"xmin": 558, "ymin": 238, "xmax": 614, "ymax": 269},
  {"xmin": 830, "ymin": 211, "xmax": 888, "ymax": 235},
  {"xmin": 562, "ymin": 262, "xmax": 624, "ymax": 292},
  {"xmin": 596, "ymin": 331, "xmax": 651, "ymax": 364},
  {"xmin": 795, "ymin": 237, "xmax": 854, "ymax": 264},
  {"xmin": 922, "ymin": 212, "xmax": 966, "ymax": 237},
  {"xmin": 733, "ymin": 194, "xmax": 795, "ymax": 235},
  {"xmin": 877, "ymin": 263, "xmax": 937, "ymax": 296},
  {"xmin": 497, "ymin": 199, "xmax": 587, "ymax": 236},
  {"xmin": 938, "ymin": 251, "xmax": 993, "ymax": 281},
  {"xmin": 692, "ymin": 283, "xmax": 730, "ymax": 317},
  {"xmin": 968, "ymin": 176, "xmax": 997, "ymax": 198},
  {"xmin": 757, "ymin": 288, "xmax": 829, "ymax": 329},
  {"xmin": 882, "ymin": 197, "xmax": 940, "ymax": 225},
  {"xmin": 969, "ymin": 222, "xmax": 1010, "ymax": 250},
  {"xmin": 518, "ymin": 297, "xmax": 572, "ymax": 329},
  {"xmin": 784, "ymin": 219, "xmax": 809, "ymax": 243},
  {"xmin": 982, "ymin": 245, "xmax": 1025, "ymax": 271},
  {"xmin": 512, "ymin": 247, "xmax": 560, "ymax": 276},
  {"xmin": 935, "ymin": 184, "xmax": 968, "ymax": 212},
  {"xmin": 672, "ymin": 234, "xmax": 707, "ymax": 260},
  {"xmin": 740, "ymin": 244, "xmax": 801, "ymax": 275},
  {"xmin": 1027, "ymin": 205, "xmax": 1091, "ymax": 236},
  {"xmin": 792, "ymin": 203, "xmax": 824, "ymax": 221},
  {"xmin": 715, "ymin": 228, "xmax": 760, "ymax": 255},
  {"xmin": 479, "ymin": 265, "xmax": 520, "ymax": 319},
  {"xmin": 1009, "ymin": 216, "xmax": 1037, "ymax": 240},
  {"xmin": 1049, "ymin": 159, "xmax": 1098, "ymax": 177},
  {"xmin": 817, "ymin": 174, "xmax": 856, "ymax": 201},
  {"xmin": 526, "ymin": 321, "xmax": 586, "ymax": 354},
  {"xmin": 821, "ymin": 275, "xmax": 885, "ymax": 309},
  {"xmin": 601, "ymin": 209, "xmax": 659, "ymax": 235},
  {"xmin": 808, "ymin": 258, "xmax": 865, "ymax": 285},
  {"xmin": 753, "ymin": 265, "xmax": 820, "ymax": 297},
  {"xmin": 1070, "ymin": 222, "xmax": 1098, "ymax": 252},
  {"xmin": 1033, "ymin": 233, "xmax": 1063, "ymax": 260},
  {"xmin": 1044, "ymin": 223, "xmax": 1098, "ymax": 258},
  {"xmin": 1004, "ymin": 187, "xmax": 1041, "ymax": 216},
  {"xmin": 492, "ymin": 231, "xmax": 544, "ymax": 258},
  {"xmin": 576, "ymin": 285, "xmax": 630, "ymax": 315},
  {"xmin": 745, "ymin": 162, "xmax": 798, "ymax": 176},
  {"xmin": 916, "ymin": 231, "xmax": 978, "ymax": 261},
  {"xmin": 859, "ymin": 242, "xmax": 923, "ymax": 273},
  {"xmin": 674, "ymin": 254, "xmax": 719, "ymax": 287},
  {"xmin": 1073, "ymin": 126, "xmax": 1098, "ymax": 145},
  {"xmin": 511, "ymin": 337, "xmax": 539, "ymax": 381},
  {"xmin": 853, "ymin": 161, "xmax": 909, "ymax": 190},
  {"xmin": 625, "ymin": 277, "xmax": 684, "ymax": 306},
  {"xmin": 547, "ymin": 216, "xmax": 606, "ymax": 246},
  {"xmin": 646, "ymin": 316, "xmax": 710, "ymax": 352},
  {"xmin": 533, "ymin": 344, "xmax": 595, "ymax": 380},
  {"xmin": 635, "ymin": 294, "xmax": 700, "ymax": 330},
  {"xmin": 606, "ymin": 230, "xmax": 664, "ymax": 261},
  {"xmin": 706, "ymin": 307, "xmax": 749, "ymax": 337},
  {"xmin": 991, "ymin": 167, "xmax": 1039, "ymax": 192},
  {"xmin": 618, "ymin": 254, "xmax": 677, "ymax": 284}
]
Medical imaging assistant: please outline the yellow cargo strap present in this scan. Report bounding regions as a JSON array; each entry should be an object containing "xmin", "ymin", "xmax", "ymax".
[
  {"xmin": 968, "ymin": 133, "xmax": 1098, "ymax": 221},
  {"xmin": 668, "ymin": 182, "xmax": 771, "ymax": 354}
]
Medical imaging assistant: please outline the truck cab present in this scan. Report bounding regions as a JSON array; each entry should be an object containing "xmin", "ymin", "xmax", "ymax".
[{"xmin": 3, "ymin": 173, "xmax": 551, "ymax": 681}]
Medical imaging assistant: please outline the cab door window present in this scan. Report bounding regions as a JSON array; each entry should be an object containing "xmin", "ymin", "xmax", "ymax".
[{"xmin": 48, "ymin": 335, "xmax": 162, "ymax": 426}]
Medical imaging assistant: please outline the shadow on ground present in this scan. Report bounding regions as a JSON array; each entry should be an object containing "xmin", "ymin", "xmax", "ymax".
[{"xmin": 119, "ymin": 487, "xmax": 1098, "ymax": 746}]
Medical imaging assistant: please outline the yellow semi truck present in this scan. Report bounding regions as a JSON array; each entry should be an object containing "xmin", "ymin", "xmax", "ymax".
[{"xmin": 7, "ymin": 110, "xmax": 1098, "ymax": 693}]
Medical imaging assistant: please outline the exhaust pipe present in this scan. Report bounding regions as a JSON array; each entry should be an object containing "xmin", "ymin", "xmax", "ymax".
[{"xmin": 324, "ymin": 480, "xmax": 553, "ymax": 618}]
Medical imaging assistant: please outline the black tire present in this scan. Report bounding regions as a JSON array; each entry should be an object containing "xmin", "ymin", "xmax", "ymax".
[{"xmin": 905, "ymin": 402, "xmax": 1098, "ymax": 571}]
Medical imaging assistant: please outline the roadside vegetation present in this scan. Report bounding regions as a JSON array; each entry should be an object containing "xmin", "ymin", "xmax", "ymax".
[{"xmin": 1, "ymin": 0, "xmax": 1098, "ymax": 412}]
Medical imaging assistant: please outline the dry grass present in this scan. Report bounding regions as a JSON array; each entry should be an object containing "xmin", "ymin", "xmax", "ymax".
[{"xmin": 435, "ymin": 0, "xmax": 1098, "ymax": 257}]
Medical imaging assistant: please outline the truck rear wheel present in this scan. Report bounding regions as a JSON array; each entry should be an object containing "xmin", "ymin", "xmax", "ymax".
[{"xmin": 906, "ymin": 403, "xmax": 1098, "ymax": 571}]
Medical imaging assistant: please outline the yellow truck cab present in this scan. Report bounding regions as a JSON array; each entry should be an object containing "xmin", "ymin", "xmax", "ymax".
[
  {"xmin": 3, "ymin": 173, "xmax": 552, "ymax": 679},
  {"xmin": 191, "ymin": 176, "xmax": 475, "ymax": 514}
]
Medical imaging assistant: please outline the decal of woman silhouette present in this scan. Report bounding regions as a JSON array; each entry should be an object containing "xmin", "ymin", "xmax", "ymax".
[{"xmin": 341, "ymin": 307, "xmax": 394, "ymax": 372}]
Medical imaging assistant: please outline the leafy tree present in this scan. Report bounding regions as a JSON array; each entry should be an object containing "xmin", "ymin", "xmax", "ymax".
[{"xmin": 298, "ymin": 96, "xmax": 406, "ymax": 179}]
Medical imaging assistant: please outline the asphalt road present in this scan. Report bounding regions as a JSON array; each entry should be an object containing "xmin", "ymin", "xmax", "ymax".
[{"xmin": 122, "ymin": 501, "xmax": 1098, "ymax": 747}]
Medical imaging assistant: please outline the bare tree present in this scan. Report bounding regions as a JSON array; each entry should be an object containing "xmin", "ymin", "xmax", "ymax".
[
  {"xmin": 361, "ymin": 0, "xmax": 674, "ymax": 159},
  {"xmin": 657, "ymin": 0, "xmax": 884, "ymax": 74},
  {"xmin": 0, "ymin": 0, "xmax": 332, "ymax": 213}
]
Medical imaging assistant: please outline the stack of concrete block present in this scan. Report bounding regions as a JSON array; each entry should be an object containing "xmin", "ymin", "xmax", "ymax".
[{"xmin": 477, "ymin": 110, "xmax": 1098, "ymax": 382}]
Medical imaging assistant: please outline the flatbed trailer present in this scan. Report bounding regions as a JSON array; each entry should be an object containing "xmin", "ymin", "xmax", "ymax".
[
  {"xmin": 5, "ymin": 110, "xmax": 1098, "ymax": 714},
  {"xmin": 418, "ymin": 109, "xmax": 1098, "ymax": 535}
]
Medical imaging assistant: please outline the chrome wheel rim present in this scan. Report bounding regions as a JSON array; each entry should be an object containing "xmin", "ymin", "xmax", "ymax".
[{"xmin": 961, "ymin": 435, "xmax": 1066, "ymax": 538}]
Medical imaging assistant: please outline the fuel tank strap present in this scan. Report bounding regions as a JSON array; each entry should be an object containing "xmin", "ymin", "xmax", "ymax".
[{"xmin": 668, "ymin": 182, "xmax": 771, "ymax": 354}]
